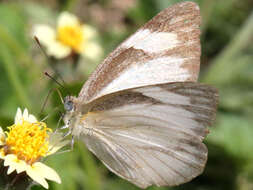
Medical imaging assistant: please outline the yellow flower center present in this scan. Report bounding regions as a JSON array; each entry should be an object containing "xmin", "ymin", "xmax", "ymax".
[
  {"xmin": 57, "ymin": 24, "xmax": 84, "ymax": 53},
  {"xmin": 5, "ymin": 120, "xmax": 51, "ymax": 164}
]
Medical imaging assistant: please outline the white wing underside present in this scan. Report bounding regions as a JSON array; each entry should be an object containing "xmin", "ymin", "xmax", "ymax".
[
  {"xmin": 79, "ymin": 83, "xmax": 218, "ymax": 188},
  {"xmin": 99, "ymin": 57, "xmax": 193, "ymax": 99},
  {"xmin": 78, "ymin": 2, "xmax": 201, "ymax": 103}
]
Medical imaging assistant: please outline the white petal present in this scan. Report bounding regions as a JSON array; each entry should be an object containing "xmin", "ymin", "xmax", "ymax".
[
  {"xmin": 82, "ymin": 24, "xmax": 98, "ymax": 40},
  {"xmin": 48, "ymin": 139, "xmax": 69, "ymax": 155},
  {"xmin": 47, "ymin": 132, "xmax": 69, "ymax": 155},
  {"xmin": 4, "ymin": 154, "xmax": 17, "ymax": 167},
  {"xmin": 15, "ymin": 107, "xmax": 22, "ymax": 124},
  {"xmin": 15, "ymin": 108, "xmax": 38, "ymax": 124},
  {"xmin": 28, "ymin": 114, "xmax": 37, "ymax": 123},
  {"xmin": 0, "ymin": 127, "xmax": 3, "ymax": 134},
  {"xmin": 0, "ymin": 127, "xmax": 5, "ymax": 145},
  {"xmin": 7, "ymin": 165, "xmax": 16, "ymax": 175},
  {"xmin": 15, "ymin": 160, "xmax": 28, "ymax": 174},
  {"xmin": 32, "ymin": 162, "xmax": 61, "ymax": 184},
  {"xmin": 3, "ymin": 154, "xmax": 27, "ymax": 174},
  {"xmin": 0, "ymin": 127, "xmax": 4, "ymax": 136},
  {"xmin": 32, "ymin": 24, "xmax": 56, "ymax": 47},
  {"xmin": 23, "ymin": 108, "xmax": 29, "ymax": 121},
  {"xmin": 47, "ymin": 41, "xmax": 71, "ymax": 59},
  {"xmin": 47, "ymin": 140, "xmax": 69, "ymax": 155},
  {"xmin": 82, "ymin": 41, "xmax": 103, "ymax": 60},
  {"xmin": 26, "ymin": 165, "xmax": 49, "ymax": 189},
  {"xmin": 57, "ymin": 12, "xmax": 79, "ymax": 27}
]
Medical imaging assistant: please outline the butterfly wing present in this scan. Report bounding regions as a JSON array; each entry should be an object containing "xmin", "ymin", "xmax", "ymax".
[
  {"xmin": 78, "ymin": 1, "xmax": 201, "ymax": 103},
  {"xmin": 78, "ymin": 82, "xmax": 218, "ymax": 188}
]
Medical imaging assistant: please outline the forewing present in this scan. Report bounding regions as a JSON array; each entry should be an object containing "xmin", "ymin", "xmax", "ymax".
[
  {"xmin": 80, "ymin": 83, "xmax": 218, "ymax": 188},
  {"xmin": 79, "ymin": 2, "xmax": 201, "ymax": 103}
]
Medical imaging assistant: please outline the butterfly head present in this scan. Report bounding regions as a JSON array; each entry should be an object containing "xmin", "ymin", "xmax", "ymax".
[
  {"xmin": 63, "ymin": 96, "xmax": 77, "ymax": 130},
  {"xmin": 63, "ymin": 95, "xmax": 85, "ymax": 137},
  {"xmin": 64, "ymin": 96, "xmax": 75, "ymax": 112}
]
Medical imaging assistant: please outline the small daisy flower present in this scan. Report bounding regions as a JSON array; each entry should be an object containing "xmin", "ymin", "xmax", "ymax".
[
  {"xmin": 0, "ymin": 108, "xmax": 69, "ymax": 189},
  {"xmin": 33, "ymin": 12, "xmax": 102, "ymax": 60}
]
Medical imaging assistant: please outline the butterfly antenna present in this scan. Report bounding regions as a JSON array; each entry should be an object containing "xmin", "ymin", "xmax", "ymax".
[
  {"xmin": 44, "ymin": 72, "xmax": 65, "ymax": 90},
  {"xmin": 34, "ymin": 36, "xmax": 49, "ymax": 59},
  {"xmin": 34, "ymin": 36, "xmax": 67, "ymax": 86}
]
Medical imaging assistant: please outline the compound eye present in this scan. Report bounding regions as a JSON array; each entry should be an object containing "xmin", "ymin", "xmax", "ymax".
[{"xmin": 64, "ymin": 100, "xmax": 74, "ymax": 111}]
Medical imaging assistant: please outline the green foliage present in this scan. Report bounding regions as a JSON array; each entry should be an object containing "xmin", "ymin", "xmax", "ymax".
[{"xmin": 0, "ymin": 0, "xmax": 252, "ymax": 189}]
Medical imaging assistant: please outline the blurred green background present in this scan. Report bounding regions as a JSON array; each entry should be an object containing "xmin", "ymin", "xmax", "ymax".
[{"xmin": 0, "ymin": 0, "xmax": 253, "ymax": 189}]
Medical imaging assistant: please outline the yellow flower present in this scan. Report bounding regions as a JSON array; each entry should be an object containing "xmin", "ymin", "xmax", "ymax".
[
  {"xmin": 33, "ymin": 12, "xmax": 102, "ymax": 59},
  {"xmin": 0, "ymin": 108, "xmax": 69, "ymax": 189}
]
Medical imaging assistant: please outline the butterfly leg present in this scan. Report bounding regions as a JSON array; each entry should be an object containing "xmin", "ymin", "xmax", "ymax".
[{"xmin": 63, "ymin": 129, "xmax": 72, "ymax": 138}]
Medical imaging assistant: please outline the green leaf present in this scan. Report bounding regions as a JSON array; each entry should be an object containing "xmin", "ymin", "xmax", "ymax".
[{"xmin": 207, "ymin": 113, "xmax": 253, "ymax": 160}]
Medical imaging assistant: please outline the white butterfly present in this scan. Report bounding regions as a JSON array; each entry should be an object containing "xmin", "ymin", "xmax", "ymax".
[{"xmin": 63, "ymin": 1, "xmax": 218, "ymax": 188}]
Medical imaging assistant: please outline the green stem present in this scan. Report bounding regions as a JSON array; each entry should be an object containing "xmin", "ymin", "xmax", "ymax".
[
  {"xmin": 0, "ymin": 44, "xmax": 31, "ymax": 109},
  {"xmin": 202, "ymin": 12, "xmax": 253, "ymax": 84}
]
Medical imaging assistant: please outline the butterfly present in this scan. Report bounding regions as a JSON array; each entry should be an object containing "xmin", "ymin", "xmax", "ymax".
[{"xmin": 63, "ymin": 1, "xmax": 218, "ymax": 188}]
